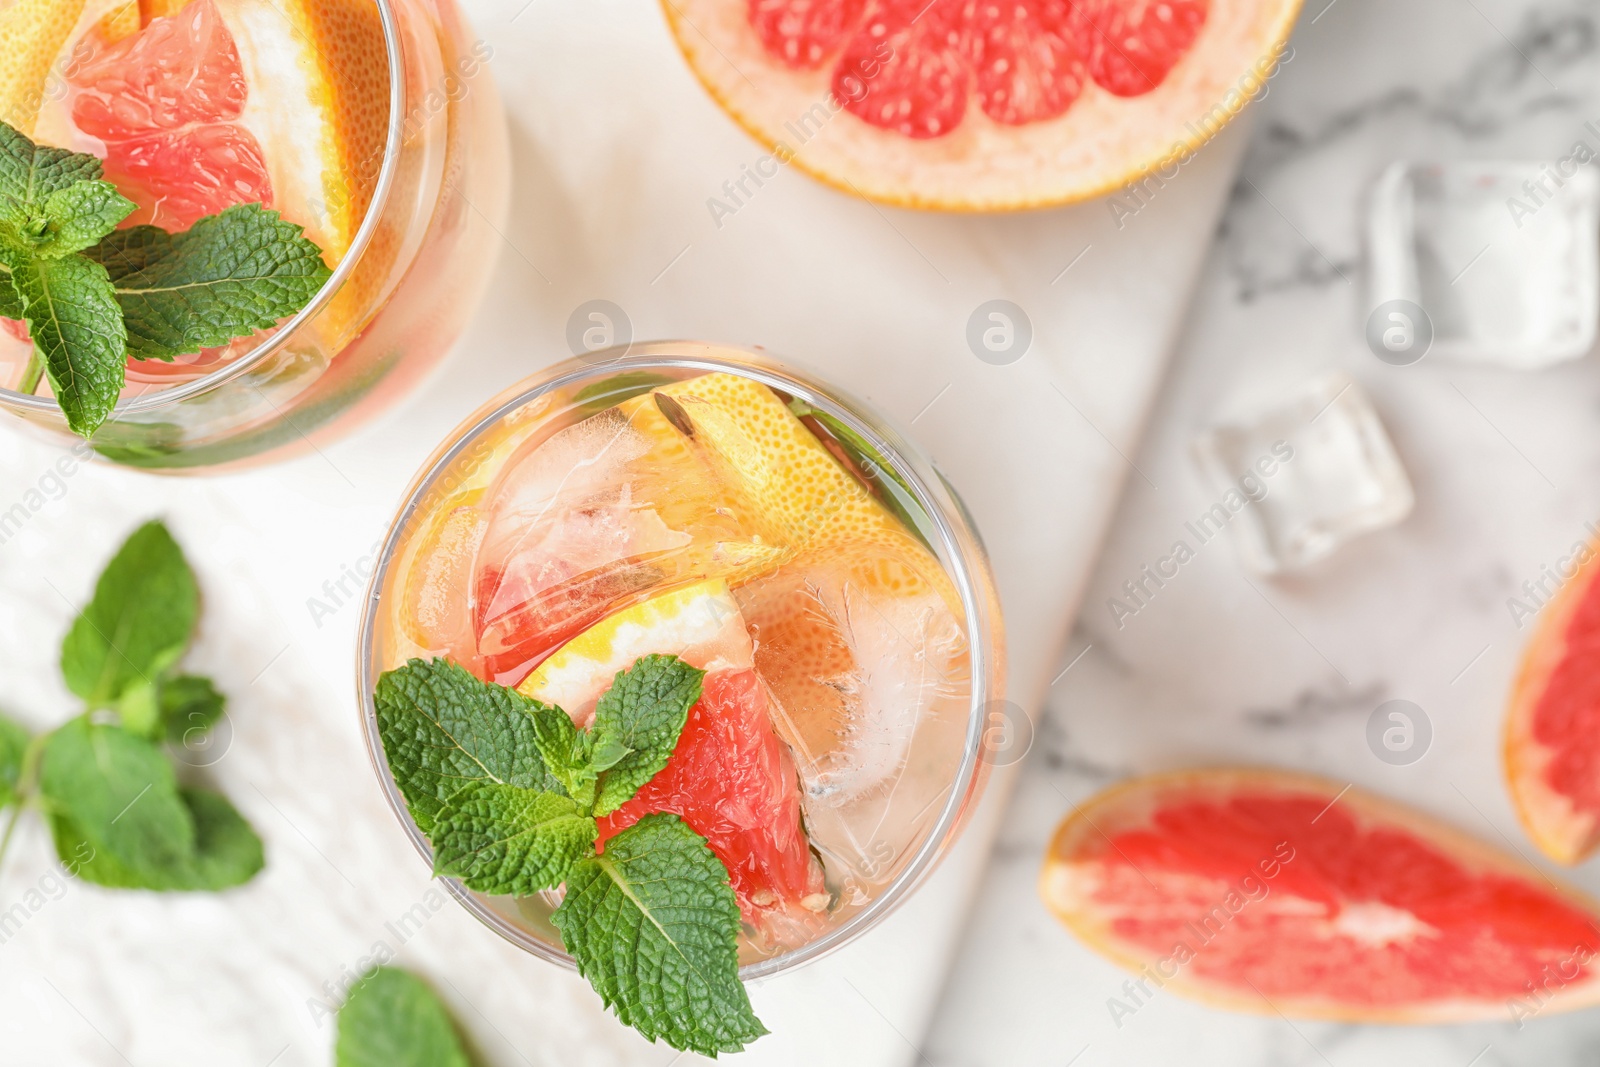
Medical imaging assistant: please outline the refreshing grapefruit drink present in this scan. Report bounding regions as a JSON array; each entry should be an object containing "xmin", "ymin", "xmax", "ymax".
[
  {"xmin": 359, "ymin": 346, "xmax": 1003, "ymax": 1051},
  {"xmin": 0, "ymin": 0, "xmax": 508, "ymax": 469}
]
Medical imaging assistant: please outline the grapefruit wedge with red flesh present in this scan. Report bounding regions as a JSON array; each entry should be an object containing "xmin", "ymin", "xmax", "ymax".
[
  {"xmin": 1041, "ymin": 769, "xmax": 1600, "ymax": 1022},
  {"xmin": 518, "ymin": 580, "xmax": 827, "ymax": 942},
  {"xmin": 67, "ymin": 0, "xmax": 273, "ymax": 232},
  {"xmin": 1506, "ymin": 541, "xmax": 1600, "ymax": 865},
  {"xmin": 667, "ymin": 0, "xmax": 1302, "ymax": 210}
]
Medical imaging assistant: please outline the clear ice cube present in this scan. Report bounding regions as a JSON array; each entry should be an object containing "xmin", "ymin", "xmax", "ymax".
[
  {"xmin": 1368, "ymin": 161, "xmax": 1599, "ymax": 367},
  {"xmin": 1192, "ymin": 373, "xmax": 1414, "ymax": 575},
  {"xmin": 472, "ymin": 401, "xmax": 788, "ymax": 684},
  {"xmin": 738, "ymin": 551, "xmax": 970, "ymax": 891}
]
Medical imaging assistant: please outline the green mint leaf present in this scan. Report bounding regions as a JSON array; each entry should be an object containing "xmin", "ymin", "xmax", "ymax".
[
  {"xmin": 0, "ymin": 258, "xmax": 22, "ymax": 319},
  {"xmin": 38, "ymin": 717, "xmax": 194, "ymax": 880},
  {"xmin": 48, "ymin": 788, "xmax": 262, "ymax": 891},
  {"xmin": 0, "ymin": 122, "xmax": 103, "ymax": 229},
  {"xmin": 160, "ymin": 674, "xmax": 226, "ymax": 745},
  {"xmin": 373, "ymin": 658, "xmax": 563, "ymax": 835},
  {"xmin": 335, "ymin": 967, "xmax": 471, "ymax": 1067},
  {"xmin": 431, "ymin": 781, "xmax": 596, "ymax": 895},
  {"xmin": 34, "ymin": 181, "xmax": 137, "ymax": 259},
  {"xmin": 554, "ymin": 813, "xmax": 765, "ymax": 1055},
  {"xmin": 589, "ymin": 655, "xmax": 703, "ymax": 817},
  {"xmin": 116, "ymin": 678, "xmax": 162, "ymax": 738},
  {"xmin": 5, "ymin": 248, "xmax": 126, "ymax": 437},
  {"xmin": 524, "ymin": 703, "xmax": 608, "ymax": 809},
  {"xmin": 89, "ymin": 203, "xmax": 331, "ymax": 361},
  {"xmin": 61, "ymin": 520, "xmax": 198, "ymax": 709},
  {"xmin": 0, "ymin": 713, "xmax": 30, "ymax": 811}
]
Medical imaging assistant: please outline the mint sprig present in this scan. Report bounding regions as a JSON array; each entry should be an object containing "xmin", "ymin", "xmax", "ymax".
[
  {"xmin": 0, "ymin": 120, "xmax": 331, "ymax": 437},
  {"xmin": 335, "ymin": 966, "xmax": 472, "ymax": 1067},
  {"xmin": 374, "ymin": 654, "xmax": 767, "ymax": 1055},
  {"xmin": 0, "ymin": 520, "xmax": 262, "ymax": 892}
]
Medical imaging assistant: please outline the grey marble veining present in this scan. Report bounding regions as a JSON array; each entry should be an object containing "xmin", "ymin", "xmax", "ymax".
[{"xmin": 926, "ymin": 0, "xmax": 1600, "ymax": 1064}]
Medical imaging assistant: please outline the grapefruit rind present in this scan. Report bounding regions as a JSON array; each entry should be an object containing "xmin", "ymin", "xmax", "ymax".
[
  {"xmin": 1040, "ymin": 768, "xmax": 1600, "ymax": 1023},
  {"xmin": 1505, "ymin": 549, "xmax": 1600, "ymax": 866},
  {"xmin": 517, "ymin": 578, "xmax": 754, "ymax": 718},
  {"xmin": 662, "ymin": 0, "xmax": 1305, "ymax": 211}
]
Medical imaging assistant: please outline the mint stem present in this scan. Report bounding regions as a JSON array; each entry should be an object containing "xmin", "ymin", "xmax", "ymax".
[
  {"xmin": 17, "ymin": 348, "xmax": 43, "ymax": 395},
  {"xmin": 0, "ymin": 732, "xmax": 47, "ymax": 879},
  {"xmin": 0, "ymin": 803, "xmax": 24, "ymax": 880}
]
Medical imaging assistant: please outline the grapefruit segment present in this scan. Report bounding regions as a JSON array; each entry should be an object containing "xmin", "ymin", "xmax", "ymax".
[
  {"xmin": 749, "ymin": 0, "xmax": 867, "ymax": 69},
  {"xmin": 664, "ymin": 0, "xmax": 1302, "ymax": 209},
  {"xmin": 834, "ymin": 0, "xmax": 967, "ymax": 139},
  {"xmin": 517, "ymin": 581, "xmax": 826, "ymax": 938},
  {"xmin": 966, "ymin": 0, "xmax": 1088, "ymax": 126},
  {"xmin": 1505, "ymin": 540, "xmax": 1600, "ymax": 864},
  {"xmin": 66, "ymin": 0, "xmax": 273, "ymax": 231},
  {"xmin": 1042, "ymin": 769, "xmax": 1600, "ymax": 1021},
  {"xmin": 1088, "ymin": 0, "xmax": 1212, "ymax": 98}
]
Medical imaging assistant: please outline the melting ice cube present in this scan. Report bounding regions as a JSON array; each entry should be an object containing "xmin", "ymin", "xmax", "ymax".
[
  {"xmin": 1367, "ymin": 161, "xmax": 1599, "ymax": 367},
  {"xmin": 1192, "ymin": 373, "xmax": 1414, "ymax": 575}
]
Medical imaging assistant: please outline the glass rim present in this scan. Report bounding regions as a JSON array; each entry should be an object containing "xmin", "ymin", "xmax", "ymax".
[
  {"xmin": 0, "ymin": 0, "xmax": 408, "ymax": 416},
  {"xmin": 355, "ymin": 342, "xmax": 1000, "ymax": 981}
]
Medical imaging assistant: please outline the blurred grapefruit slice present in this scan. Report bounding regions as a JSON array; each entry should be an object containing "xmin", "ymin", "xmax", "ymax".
[
  {"xmin": 518, "ymin": 580, "xmax": 827, "ymax": 939},
  {"xmin": 666, "ymin": 0, "xmax": 1303, "ymax": 209},
  {"xmin": 1042, "ymin": 769, "xmax": 1600, "ymax": 1022},
  {"xmin": 1506, "ymin": 542, "xmax": 1600, "ymax": 864}
]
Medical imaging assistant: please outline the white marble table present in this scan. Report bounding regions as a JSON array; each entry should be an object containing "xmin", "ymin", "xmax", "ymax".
[{"xmin": 926, "ymin": 0, "xmax": 1600, "ymax": 1064}]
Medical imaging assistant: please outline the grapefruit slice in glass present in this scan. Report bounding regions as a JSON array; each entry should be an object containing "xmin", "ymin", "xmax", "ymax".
[
  {"xmin": 665, "ymin": 0, "xmax": 1304, "ymax": 209},
  {"xmin": 1041, "ymin": 769, "xmax": 1600, "ymax": 1021},
  {"xmin": 518, "ymin": 580, "xmax": 827, "ymax": 943},
  {"xmin": 1506, "ymin": 543, "xmax": 1600, "ymax": 864}
]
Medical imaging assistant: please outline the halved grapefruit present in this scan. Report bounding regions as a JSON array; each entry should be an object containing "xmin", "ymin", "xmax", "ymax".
[
  {"xmin": 1041, "ymin": 769, "xmax": 1600, "ymax": 1022},
  {"xmin": 665, "ymin": 0, "xmax": 1304, "ymax": 209},
  {"xmin": 1506, "ymin": 540, "xmax": 1600, "ymax": 865}
]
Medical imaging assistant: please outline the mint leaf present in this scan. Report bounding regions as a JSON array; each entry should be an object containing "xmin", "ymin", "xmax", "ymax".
[
  {"xmin": 90, "ymin": 204, "xmax": 331, "ymax": 361},
  {"xmin": 49, "ymin": 788, "xmax": 262, "ymax": 891},
  {"xmin": 373, "ymin": 659, "xmax": 563, "ymax": 835},
  {"xmin": 554, "ymin": 813, "xmax": 765, "ymax": 1055},
  {"xmin": 160, "ymin": 788, "xmax": 263, "ymax": 890},
  {"xmin": 35, "ymin": 181, "xmax": 136, "ymax": 259},
  {"xmin": 61, "ymin": 520, "xmax": 198, "ymax": 710},
  {"xmin": 0, "ymin": 123, "xmax": 103, "ymax": 227},
  {"xmin": 431, "ymin": 781, "xmax": 596, "ymax": 895},
  {"xmin": 589, "ymin": 655, "xmax": 703, "ymax": 817},
  {"xmin": 6, "ymin": 248, "xmax": 126, "ymax": 436},
  {"xmin": 0, "ymin": 262, "xmax": 21, "ymax": 319},
  {"xmin": 160, "ymin": 674, "xmax": 226, "ymax": 744},
  {"xmin": 38, "ymin": 717, "xmax": 194, "ymax": 880},
  {"xmin": 336, "ymin": 967, "xmax": 471, "ymax": 1067},
  {"xmin": 0, "ymin": 713, "xmax": 30, "ymax": 811}
]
